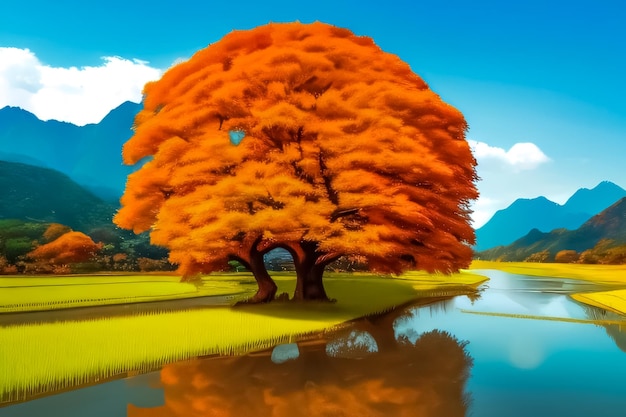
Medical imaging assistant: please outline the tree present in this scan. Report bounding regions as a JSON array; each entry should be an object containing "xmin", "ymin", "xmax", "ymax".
[
  {"xmin": 554, "ymin": 249, "xmax": 579, "ymax": 263},
  {"xmin": 43, "ymin": 223, "xmax": 72, "ymax": 243},
  {"xmin": 524, "ymin": 250, "xmax": 551, "ymax": 263},
  {"xmin": 578, "ymin": 239, "xmax": 626, "ymax": 265},
  {"xmin": 115, "ymin": 22, "xmax": 478, "ymax": 302},
  {"xmin": 27, "ymin": 231, "xmax": 103, "ymax": 265}
]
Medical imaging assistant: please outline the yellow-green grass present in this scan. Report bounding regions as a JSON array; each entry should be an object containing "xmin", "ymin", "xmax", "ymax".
[
  {"xmin": 470, "ymin": 260, "xmax": 626, "ymax": 316},
  {"xmin": 0, "ymin": 275, "xmax": 250, "ymax": 313},
  {"xmin": 571, "ymin": 290, "xmax": 626, "ymax": 316},
  {"xmin": 396, "ymin": 269, "xmax": 488, "ymax": 288},
  {"xmin": 470, "ymin": 260, "xmax": 626, "ymax": 285},
  {"xmin": 0, "ymin": 271, "xmax": 486, "ymax": 403}
]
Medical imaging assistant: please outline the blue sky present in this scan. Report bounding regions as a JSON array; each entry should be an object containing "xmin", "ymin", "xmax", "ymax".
[{"xmin": 1, "ymin": 0, "xmax": 625, "ymax": 226}]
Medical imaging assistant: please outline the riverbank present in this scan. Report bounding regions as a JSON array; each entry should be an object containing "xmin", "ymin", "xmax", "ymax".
[
  {"xmin": 0, "ymin": 270, "xmax": 487, "ymax": 404},
  {"xmin": 0, "ymin": 270, "xmax": 488, "ymax": 313},
  {"xmin": 470, "ymin": 260, "xmax": 626, "ymax": 316}
]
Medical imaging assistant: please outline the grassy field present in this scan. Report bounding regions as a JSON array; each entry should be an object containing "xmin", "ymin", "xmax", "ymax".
[
  {"xmin": 571, "ymin": 290, "xmax": 626, "ymax": 316},
  {"xmin": 470, "ymin": 260, "xmax": 626, "ymax": 316},
  {"xmin": 0, "ymin": 270, "xmax": 487, "ymax": 403},
  {"xmin": 470, "ymin": 260, "xmax": 626, "ymax": 284},
  {"xmin": 0, "ymin": 274, "xmax": 251, "ymax": 313}
]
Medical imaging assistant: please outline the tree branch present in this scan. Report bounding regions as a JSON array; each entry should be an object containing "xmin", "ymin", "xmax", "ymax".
[
  {"xmin": 315, "ymin": 252, "xmax": 342, "ymax": 266},
  {"xmin": 330, "ymin": 208, "xmax": 359, "ymax": 222},
  {"xmin": 318, "ymin": 149, "xmax": 339, "ymax": 206},
  {"xmin": 257, "ymin": 193, "xmax": 285, "ymax": 210}
]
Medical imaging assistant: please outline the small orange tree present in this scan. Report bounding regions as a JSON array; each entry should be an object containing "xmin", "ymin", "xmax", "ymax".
[
  {"xmin": 27, "ymin": 231, "xmax": 103, "ymax": 265},
  {"xmin": 554, "ymin": 249, "xmax": 579, "ymax": 263},
  {"xmin": 115, "ymin": 22, "xmax": 478, "ymax": 302},
  {"xmin": 42, "ymin": 223, "xmax": 72, "ymax": 242}
]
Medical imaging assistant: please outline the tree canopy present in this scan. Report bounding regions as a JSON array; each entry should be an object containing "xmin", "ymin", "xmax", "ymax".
[
  {"xmin": 27, "ymin": 231, "xmax": 102, "ymax": 265},
  {"xmin": 114, "ymin": 22, "xmax": 478, "ymax": 302}
]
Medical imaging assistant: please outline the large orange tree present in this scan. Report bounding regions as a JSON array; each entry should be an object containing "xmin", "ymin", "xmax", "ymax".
[{"xmin": 114, "ymin": 22, "xmax": 478, "ymax": 303}]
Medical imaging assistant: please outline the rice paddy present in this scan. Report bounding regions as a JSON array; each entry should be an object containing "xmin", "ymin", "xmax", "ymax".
[
  {"xmin": 0, "ymin": 270, "xmax": 486, "ymax": 404},
  {"xmin": 470, "ymin": 260, "xmax": 626, "ymax": 285},
  {"xmin": 0, "ymin": 274, "xmax": 250, "ymax": 313},
  {"xmin": 571, "ymin": 290, "xmax": 626, "ymax": 316}
]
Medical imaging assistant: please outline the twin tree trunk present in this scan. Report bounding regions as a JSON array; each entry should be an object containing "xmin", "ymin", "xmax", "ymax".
[
  {"xmin": 290, "ymin": 241, "xmax": 334, "ymax": 301},
  {"xmin": 237, "ymin": 241, "xmax": 336, "ymax": 303},
  {"xmin": 235, "ymin": 245, "xmax": 278, "ymax": 304}
]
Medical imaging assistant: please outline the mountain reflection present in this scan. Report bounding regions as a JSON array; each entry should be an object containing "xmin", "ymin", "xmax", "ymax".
[{"xmin": 128, "ymin": 306, "xmax": 473, "ymax": 417}]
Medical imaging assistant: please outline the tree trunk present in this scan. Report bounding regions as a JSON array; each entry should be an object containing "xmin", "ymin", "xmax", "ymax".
[
  {"xmin": 290, "ymin": 242, "xmax": 331, "ymax": 302},
  {"xmin": 234, "ymin": 247, "xmax": 277, "ymax": 304},
  {"xmin": 294, "ymin": 262, "xmax": 329, "ymax": 301}
]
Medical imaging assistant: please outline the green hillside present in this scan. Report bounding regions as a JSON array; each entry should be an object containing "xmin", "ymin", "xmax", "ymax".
[{"xmin": 0, "ymin": 161, "xmax": 115, "ymax": 231}]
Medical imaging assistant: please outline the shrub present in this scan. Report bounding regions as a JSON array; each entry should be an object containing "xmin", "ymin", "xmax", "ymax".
[
  {"xmin": 524, "ymin": 250, "xmax": 551, "ymax": 263},
  {"xmin": 555, "ymin": 250, "xmax": 579, "ymax": 263},
  {"xmin": 27, "ymin": 231, "xmax": 103, "ymax": 265},
  {"xmin": 43, "ymin": 223, "xmax": 72, "ymax": 243}
]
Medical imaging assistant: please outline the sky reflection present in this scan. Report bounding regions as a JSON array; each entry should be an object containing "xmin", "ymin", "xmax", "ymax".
[{"xmin": 395, "ymin": 271, "xmax": 626, "ymax": 416}]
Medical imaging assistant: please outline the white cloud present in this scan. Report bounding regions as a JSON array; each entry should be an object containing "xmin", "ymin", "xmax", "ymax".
[
  {"xmin": 468, "ymin": 140, "xmax": 550, "ymax": 171},
  {"xmin": 0, "ymin": 47, "xmax": 162, "ymax": 126},
  {"xmin": 467, "ymin": 140, "xmax": 553, "ymax": 227},
  {"xmin": 469, "ymin": 196, "xmax": 503, "ymax": 228}
]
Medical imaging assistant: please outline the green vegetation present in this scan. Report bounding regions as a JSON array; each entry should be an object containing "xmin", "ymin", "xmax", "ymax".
[
  {"xmin": 0, "ymin": 219, "xmax": 49, "ymax": 263},
  {"xmin": 0, "ymin": 274, "xmax": 250, "ymax": 313},
  {"xmin": 0, "ymin": 161, "xmax": 114, "ymax": 231},
  {"xmin": 0, "ymin": 271, "xmax": 487, "ymax": 313},
  {"xmin": 0, "ymin": 219, "xmax": 173, "ymax": 275},
  {"xmin": 0, "ymin": 271, "xmax": 486, "ymax": 403}
]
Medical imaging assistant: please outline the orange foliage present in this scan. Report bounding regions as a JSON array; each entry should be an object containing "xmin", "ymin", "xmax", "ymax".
[
  {"xmin": 115, "ymin": 22, "xmax": 478, "ymax": 279},
  {"xmin": 0, "ymin": 256, "xmax": 18, "ymax": 274},
  {"xmin": 112, "ymin": 253, "xmax": 128, "ymax": 262},
  {"xmin": 43, "ymin": 223, "xmax": 72, "ymax": 242},
  {"xmin": 27, "ymin": 231, "xmax": 103, "ymax": 265},
  {"xmin": 554, "ymin": 249, "xmax": 579, "ymax": 263},
  {"xmin": 128, "ymin": 329, "xmax": 471, "ymax": 417}
]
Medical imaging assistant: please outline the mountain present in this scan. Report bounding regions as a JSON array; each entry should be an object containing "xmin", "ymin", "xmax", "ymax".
[
  {"xmin": 474, "ymin": 181, "xmax": 626, "ymax": 251},
  {"xmin": 474, "ymin": 196, "xmax": 589, "ymax": 251},
  {"xmin": 0, "ymin": 161, "xmax": 115, "ymax": 231},
  {"xmin": 0, "ymin": 101, "xmax": 142, "ymax": 202},
  {"xmin": 562, "ymin": 181, "xmax": 626, "ymax": 214},
  {"xmin": 476, "ymin": 197, "xmax": 626, "ymax": 261}
]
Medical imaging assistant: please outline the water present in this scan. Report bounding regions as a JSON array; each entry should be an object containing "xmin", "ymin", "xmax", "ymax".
[
  {"xmin": 396, "ymin": 271, "xmax": 626, "ymax": 416},
  {"xmin": 2, "ymin": 270, "xmax": 626, "ymax": 416}
]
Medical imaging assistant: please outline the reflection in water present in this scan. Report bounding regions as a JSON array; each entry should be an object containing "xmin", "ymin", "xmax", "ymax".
[
  {"xmin": 7, "ymin": 271, "xmax": 626, "ymax": 417},
  {"xmin": 582, "ymin": 304, "xmax": 626, "ymax": 352},
  {"xmin": 128, "ymin": 305, "xmax": 473, "ymax": 417},
  {"xmin": 395, "ymin": 272, "xmax": 626, "ymax": 417}
]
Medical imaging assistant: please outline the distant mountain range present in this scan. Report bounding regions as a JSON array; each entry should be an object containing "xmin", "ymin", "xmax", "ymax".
[
  {"xmin": 476, "ymin": 196, "xmax": 626, "ymax": 261},
  {"xmin": 0, "ymin": 161, "xmax": 114, "ymax": 231},
  {"xmin": 475, "ymin": 181, "xmax": 626, "ymax": 251},
  {"xmin": 0, "ymin": 101, "xmax": 142, "ymax": 202}
]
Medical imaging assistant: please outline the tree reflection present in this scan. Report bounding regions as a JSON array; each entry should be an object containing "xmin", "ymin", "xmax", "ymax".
[{"xmin": 128, "ymin": 305, "xmax": 473, "ymax": 417}]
